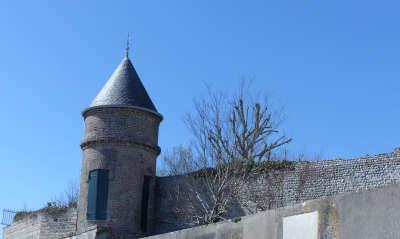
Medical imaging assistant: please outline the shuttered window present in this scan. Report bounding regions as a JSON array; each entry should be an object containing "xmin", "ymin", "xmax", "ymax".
[{"xmin": 87, "ymin": 169, "xmax": 109, "ymax": 220}]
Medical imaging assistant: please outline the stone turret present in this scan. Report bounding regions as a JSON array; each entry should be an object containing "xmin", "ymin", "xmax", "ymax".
[{"xmin": 76, "ymin": 53, "xmax": 162, "ymax": 238}]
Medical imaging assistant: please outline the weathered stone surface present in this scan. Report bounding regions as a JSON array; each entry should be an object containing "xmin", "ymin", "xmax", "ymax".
[
  {"xmin": 77, "ymin": 106, "xmax": 162, "ymax": 238},
  {"xmin": 3, "ymin": 214, "xmax": 41, "ymax": 239},
  {"xmin": 146, "ymin": 184, "xmax": 400, "ymax": 239},
  {"xmin": 5, "ymin": 151, "xmax": 400, "ymax": 239},
  {"xmin": 153, "ymin": 151, "xmax": 400, "ymax": 234},
  {"xmin": 3, "ymin": 207, "xmax": 77, "ymax": 239}
]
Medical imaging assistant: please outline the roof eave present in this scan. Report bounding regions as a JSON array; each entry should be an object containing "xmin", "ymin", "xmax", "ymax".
[{"xmin": 82, "ymin": 104, "xmax": 163, "ymax": 121}]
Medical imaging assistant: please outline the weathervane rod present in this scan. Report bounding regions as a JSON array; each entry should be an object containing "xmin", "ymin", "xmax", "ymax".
[{"xmin": 125, "ymin": 33, "xmax": 131, "ymax": 58}]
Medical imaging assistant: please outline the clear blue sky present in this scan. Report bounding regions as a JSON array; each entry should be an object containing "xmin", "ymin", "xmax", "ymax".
[{"xmin": 0, "ymin": 0, "xmax": 399, "ymax": 231}]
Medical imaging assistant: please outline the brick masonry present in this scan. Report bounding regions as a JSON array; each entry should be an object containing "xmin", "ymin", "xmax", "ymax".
[
  {"xmin": 153, "ymin": 151, "xmax": 400, "ymax": 234},
  {"xmin": 76, "ymin": 106, "xmax": 162, "ymax": 238},
  {"xmin": 3, "ymin": 207, "xmax": 77, "ymax": 239},
  {"xmin": 4, "ymin": 150, "xmax": 400, "ymax": 238},
  {"xmin": 146, "ymin": 184, "xmax": 400, "ymax": 239}
]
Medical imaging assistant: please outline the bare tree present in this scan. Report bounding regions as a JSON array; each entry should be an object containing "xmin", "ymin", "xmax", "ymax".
[
  {"xmin": 50, "ymin": 180, "xmax": 79, "ymax": 208},
  {"xmin": 162, "ymin": 82, "xmax": 292, "ymax": 225},
  {"xmin": 162, "ymin": 146, "xmax": 198, "ymax": 176}
]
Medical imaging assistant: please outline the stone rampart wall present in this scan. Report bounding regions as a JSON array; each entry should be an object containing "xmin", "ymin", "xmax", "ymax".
[
  {"xmin": 153, "ymin": 151, "xmax": 400, "ymax": 234},
  {"xmin": 148, "ymin": 183, "xmax": 400, "ymax": 239},
  {"xmin": 3, "ymin": 214, "xmax": 40, "ymax": 239},
  {"xmin": 3, "ymin": 207, "xmax": 77, "ymax": 239},
  {"xmin": 39, "ymin": 208, "xmax": 77, "ymax": 239},
  {"xmin": 5, "ymin": 151, "xmax": 400, "ymax": 238}
]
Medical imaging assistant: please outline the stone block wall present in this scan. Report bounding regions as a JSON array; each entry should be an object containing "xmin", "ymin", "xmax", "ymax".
[
  {"xmin": 5, "ymin": 150, "xmax": 400, "ymax": 238},
  {"xmin": 153, "ymin": 151, "xmax": 400, "ymax": 234},
  {"xmin": 146, "ymin": 184, "xmax": 400, "ymax": 239},
  {"xmin": 3, "ymin": 207, "xmax": 77, "ymax": 239},
  {"xmin": 3, "ymin": 214, "xmax": 40, "ymax": 239},
  {"xmin": 39, "ymin": 208, "xmax": 77, "ymax": 239}
]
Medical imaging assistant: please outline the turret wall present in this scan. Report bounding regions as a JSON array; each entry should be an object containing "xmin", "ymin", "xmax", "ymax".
[{"xmin": 77, "ymin": 106, "xmax": 161, "ymax": 237}]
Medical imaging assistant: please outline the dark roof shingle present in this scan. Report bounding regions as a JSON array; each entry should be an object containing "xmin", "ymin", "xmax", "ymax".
[{"xmin": 90, "ymin": 57, "xmax": 157, "ymax": 112}]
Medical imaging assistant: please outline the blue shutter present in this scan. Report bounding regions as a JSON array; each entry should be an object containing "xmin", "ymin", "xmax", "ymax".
[
  {"xmin": 87, "ymin": 170, "xmax": 98, "ymax": 220},
  {"xmin": 86, "ymin": 169, "xmax": 109, "ymax": 220},
  {"xmin": 96, "ymin": 169, "xmax": 109, "ymax": 220}
]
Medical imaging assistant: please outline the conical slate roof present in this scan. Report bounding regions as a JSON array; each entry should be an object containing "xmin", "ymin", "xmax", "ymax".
[{"xmin": 90, "ymin": 57, "xmax": 157, "ymax": 112}]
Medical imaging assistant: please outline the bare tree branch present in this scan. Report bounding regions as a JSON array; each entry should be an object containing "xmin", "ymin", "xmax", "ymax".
[{"xmin": 161, "ymin": 81, "xmax": 292, "ymax": 224}]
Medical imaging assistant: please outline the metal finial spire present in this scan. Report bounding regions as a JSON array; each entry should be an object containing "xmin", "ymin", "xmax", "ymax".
[{"xmin": 125, "ymin": 34, "xmax": 131, "ymax": 58}]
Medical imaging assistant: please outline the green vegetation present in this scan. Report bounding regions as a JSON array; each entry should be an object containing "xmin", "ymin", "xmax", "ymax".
[
  {"xmin": 232, "ymin": 216, "xmax": 242, "ymax": 223},
  {"xmin": 13, "ymin": 202, "xmax": 76, "ymax": 222},
  {"xmin": 14, "ymin": 211, "xmax": 33, "ymax": 222}
]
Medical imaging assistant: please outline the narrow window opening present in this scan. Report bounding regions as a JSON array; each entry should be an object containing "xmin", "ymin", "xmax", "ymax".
[
  {"xmin": 87, "ymin": 169, "xmax": 109, "ymax": 220},
  {"xmin": 140, "ymin": 175, "xmax": 151, "ymax": 232}
]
